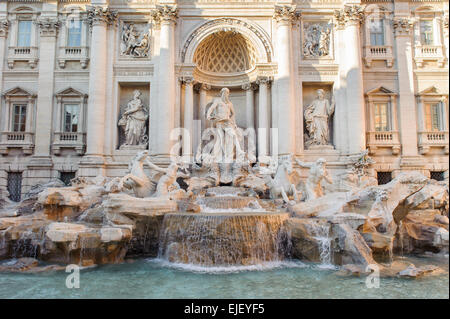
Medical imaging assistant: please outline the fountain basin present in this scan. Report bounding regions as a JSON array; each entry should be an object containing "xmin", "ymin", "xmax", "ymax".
[{"xmin": 158, "ymin": 211, "xmax": 290, "ymax": 266}]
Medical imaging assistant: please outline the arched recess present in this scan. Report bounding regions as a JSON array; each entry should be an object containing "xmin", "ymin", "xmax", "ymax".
[{"xmin": 180, "ymin": 18, "xmax": 275, "ymax": 87}]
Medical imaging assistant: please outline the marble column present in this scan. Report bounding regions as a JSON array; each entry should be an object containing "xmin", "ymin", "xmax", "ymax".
[
  {"xmin": 33, "ymin": 18, "xmax": 60, "ymax": 160},
  {"xmin": 273, "ymin": 5, "xmax": 298, "ymax": 156},
  {"xmin": 256, "ymin": 77, "xmax": 270, "ymax": 159},
  {"xmin": 85, "ymin": 6, "xmax": 116, "ymax": 158},
  {"xmin": 153, "ymin": 5, "xmax": 178, "ymax": 160},
  {"xmin": 393, "ymin": 17, "xmax": 419, "ymax": 157},
  {"xmin": 242, "ymin": 83, "xmax": 255, "ymax": 129},
  {"xmin": 0, "ymin": 19, "xmax": 8, "ymax": 131},
  {"xmin": 443, "ymin": 16, "xmax": 449, "ymax": 67},
  {"xmin": 335, "ymin": 5, "xmax": 366, "ymax": 154},
  {"xmin": 199, "ymin": 83, "xmax": 211, "ymax": 130},
  {"xmin": 182, "ymin": 76, "xmax": 194, "ymax": 159}
]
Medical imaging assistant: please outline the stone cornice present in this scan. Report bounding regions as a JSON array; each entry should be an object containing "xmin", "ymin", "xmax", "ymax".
[
  {"xmin": 37, "ymin": 18, "xmax": 61, "ymax": 37},
  {"xmin": 393, "ymin": 17, "xmax": 414, "ymax": 36},
  {"xmin": 273, "ymin": 5, "xmax": 300, "ymax": 25},
  {"xmin": 334, "ymin": 5, "xmax": 364, "ymax": 28},
  {"xmin": 151, "ymin": 5, "xmax": 178, "ymax": 26},
  {"xmin": 0, "ymin": 19, "xmax": 9, "ymax": 38},
  {"xmin": 87, "ymin": 6, "xmax": 118, "ymax": 27}
]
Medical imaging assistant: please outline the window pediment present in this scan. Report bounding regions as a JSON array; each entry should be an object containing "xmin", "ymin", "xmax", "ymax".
[
  {"xmin": 3, "ymin": 87, "xmax": 36, "ymax": 98},
  {"xmin": 56, "ymin": 87, "xmax": 87, "ymax": 98},
  {"xmin": 366, "ymin": 86, "xmax": 396, "ymax": 97}
]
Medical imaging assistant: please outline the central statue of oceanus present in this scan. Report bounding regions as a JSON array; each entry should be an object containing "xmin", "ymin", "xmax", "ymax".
[{"xmin": 196, "ymin": 87, "xmax": 246, "ymax": 184}]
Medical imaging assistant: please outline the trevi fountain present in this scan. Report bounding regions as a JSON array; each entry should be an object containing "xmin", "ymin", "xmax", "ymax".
[{"xmin": 0, "ymin": 87, "xmax": 448, "ymax": 299}]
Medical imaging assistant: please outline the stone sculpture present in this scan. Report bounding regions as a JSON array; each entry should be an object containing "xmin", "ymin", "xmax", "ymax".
[
  {"xmin": 205, "ymin": 87, "xmax": 245, "ymax": 164},
  {"xmin": 295, "ymin": 158, "xmax": 333, "ymax": 201},
  {"xmin": 304, "ymin": 89, "xmax": 335, "ymax": 147},
  {"xmin": 265, "ymin": 156, "xmax": 301, "ymax": 204},
  {"xmin": 196, "ymin": 87, "xmax": 246, "ymax": 184},
  {"xmin": 303, "ymin": 23, "xmax": 331, "ymax": 57},
  {"xmin": 118, "ymin": 90, "xmax": 149, "ymax": 147},
  {"xmin": 122, "ymin": 151, "xmax": 154, "ymax": 198},
  {"xmin": 120, "ymin": 23, "xmax": 150, "ymax": 58}
]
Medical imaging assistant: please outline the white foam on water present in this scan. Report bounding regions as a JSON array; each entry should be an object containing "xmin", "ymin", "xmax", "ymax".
[{"xmin": 146, "ymin": 258, "xmax": 306, "ymax": 274}]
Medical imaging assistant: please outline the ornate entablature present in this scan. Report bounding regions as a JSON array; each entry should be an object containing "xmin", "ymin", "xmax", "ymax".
[
  {"xmin": 87, "ymin": 6, "xmax": 118, "ymax": 27},
  {"xmin": 334, "ymin": 5, "xmax": 364, "ymax": 28},
  {"xmin": 273, "ymin": 5, "xmax": 300, "ymax": 24},
  {"xmin": 37, "ymin": 18, "xmax": 60, "ymax": 37},
  {"xmin": 151, "ymin": 5, "xmax": 178, "ymax": 26},
  {"xmin": 0, "ymin": 20, "xmax": 9, "ymax": 38},
  {"xmin": 392, "ymin": 17, "xmax": 414, "ymax": 36}
]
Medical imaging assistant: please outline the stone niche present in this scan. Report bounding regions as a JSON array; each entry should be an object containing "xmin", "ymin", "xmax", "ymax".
[
  {"xmin": 302, "ymin": 83, "xmax": 335, "ymax": 148},
  {"xmin": 117, "ymin": 83, "xmax": 150, "ymax": 150}
]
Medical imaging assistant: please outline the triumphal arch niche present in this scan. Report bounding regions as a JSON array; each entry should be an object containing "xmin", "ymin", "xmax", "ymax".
[{"xmin": 179, "ymin": 18, "xmax": 277, "ymax": 168}]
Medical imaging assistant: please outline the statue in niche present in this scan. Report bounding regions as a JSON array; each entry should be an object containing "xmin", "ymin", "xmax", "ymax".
[
  {"xmin": 120, "ymin": 23, "xmax": 150, "ymax": 58},
  {"xmin": 118, "ymin": 90, "xmax": 149, "ymax": 147},
  {"xmin": 295, "ymin": 158, "xmax": 333, "ymax": 201},
  {"xmin": 303, "ymin": 23, "xmax": 331, "ymax": 58},
  {"xmin": 304, "ymin": 89, "xmax": 335, "ymax": 148},
  {"xmin": 198, "ymin": 87, "xmax": 246, "ymax": 184},
  {"xmin": 205, "ymin": 87, "xmax": 245, "ymax": 164}
]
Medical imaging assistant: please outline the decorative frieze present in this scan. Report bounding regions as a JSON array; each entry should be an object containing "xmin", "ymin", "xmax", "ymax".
[
  {"xmin": 273, "ymin": 5, "xmax": 300, "ymax": 24},
  {"xmin": 334, "ymin": 5, "xmax": 364, "ymax": 28},
  {"xmin": 392, "ymin": 17, "xmax": 414, "ymax": 36},
  {"xmin": 87, "ymin": 6, "xmax": 118, "ymax": 27},
  {"xmin": 37, "ymin": 18, "xmax": 60, "ymax": 37},
  {"xmin": 120, "ymin": 22, "xmax": 150, "ymax": 58}
]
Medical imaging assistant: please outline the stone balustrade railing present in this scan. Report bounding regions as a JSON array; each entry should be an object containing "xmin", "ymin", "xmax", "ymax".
[
  {"xmin": 364, "ymin": 45, "xmax": 393, "ymax": 67},
  {"xmin": 366, "ymin": 131, "xmax": 400, "ymax": 155},
  {"xmin": 0, "ymin": 131, "xmax": 34, "ymax": 155},
  {"xmin": 52, "ymin": 132, "xmax": 86, "ymax": 155},
  {"xmin": 418, "ymin": 131, "xmax": 449, "ymax": 155},
  {"xmin": 7, "ymin": 46, "xmax": 39, "ymax": 68}
]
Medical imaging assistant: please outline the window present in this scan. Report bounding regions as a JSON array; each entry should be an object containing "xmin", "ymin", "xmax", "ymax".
[
  {"xmin": 7, "ymin": 172, "xmax": 22, "ymax": 202},
  {"xmin": 67, "ymin": 19, "xmax": 82, "ymax": 47},
  {"xmin": 12, "ymin": 105, "xmax": 27, "ymax": 132},
  {"xmin": 430, "ymin": 171, "xmax": 445, "ymax": 182},
  {"xmin": 60, "ymin": 171, "xmax": 76, "ymax": 186},
  {"xmin": 374, "ymin": 103, "xmax": 390, "ymax": 131},
  {"xmin": 63, "ymin": 104, "xmax": 79, "ymax": 132},
  {"xmin": 370, "ymin": 19, "xmax": 385, "ymax": 46},
  {"xmin": 420, "ymin": 20, "xmax": 434, "ymax": 45},
  {"xmin": 424, "ymin": 103, "xmax": 441, "ymax": 131},
  {"xmin": 377, "ymin": 172, "xmax": 392, "ymax": 185},
  {"xmin": 17, "ymin": 20, "xmax": 32, "ymax": 47}
]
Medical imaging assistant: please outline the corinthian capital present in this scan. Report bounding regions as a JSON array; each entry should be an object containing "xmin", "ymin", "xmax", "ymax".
[
  {"xmin": 273, "ymin": 5, "xmax": 300, "ymax": 24},
  {"xmin": 37, "ymin": 18, "xmax": 60, "ymax": 37},
  {"xmin": 87, "ymin": 6, "xmax": 117, "ymax": 27},
  {"xmin": 334, "ymin": 5, "xmax": 364, "ymax": 28},
  {"xmin": 0, "ymin": 19, "xmax": 9, "ymax": 38},
  {"xmin": 393, "ymin": 17, "xmax": 414, "ymax": 36},
  {"xmin": 151, "ymin": 5, "xmax": 178, "ymax": 26}
]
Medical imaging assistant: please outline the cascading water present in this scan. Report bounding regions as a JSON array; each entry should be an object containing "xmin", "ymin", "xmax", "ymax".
[
  {"xmin": 311, "ymin": 222, "xmax": 333, "ymax": 268},
  {"xmin": 157, "ymin": 212, "xmax": 290, "ymax": 267},
  {"xmin": 157, "ymin": 186, "xmax": 290, "ymax": 267}
]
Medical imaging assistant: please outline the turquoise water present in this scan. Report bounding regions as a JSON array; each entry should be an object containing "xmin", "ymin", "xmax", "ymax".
[{"xmin": 0, "ymin": 256, "xmax": 448, "ymax": 299}]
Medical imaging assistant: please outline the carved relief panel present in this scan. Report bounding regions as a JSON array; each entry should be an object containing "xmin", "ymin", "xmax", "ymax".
[
  {"xmin": 120, "ymin": 22, "xmax": 151, "ymax": 58},
  {"xmin": 301, "ymin": 21, "xmax": 333, "ymax": 59}
]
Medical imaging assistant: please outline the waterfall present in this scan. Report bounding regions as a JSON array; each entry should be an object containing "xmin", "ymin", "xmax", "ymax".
[
  {"xmin": 157, "ymin": 212, "xmax": 290, "ymax": 267},
  {"xmin": 311, "ymin": 222, "xmax": 333, "ymax": 268}
]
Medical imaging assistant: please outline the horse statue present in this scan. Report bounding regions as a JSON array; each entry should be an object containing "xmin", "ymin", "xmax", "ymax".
[
  {"xmin": 264, "ymin": 156, "xmax": 301, "ymax": 205},
  {"xmin": 121, "ymin": 151, "xmax": 155, "ymax": 198}
]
